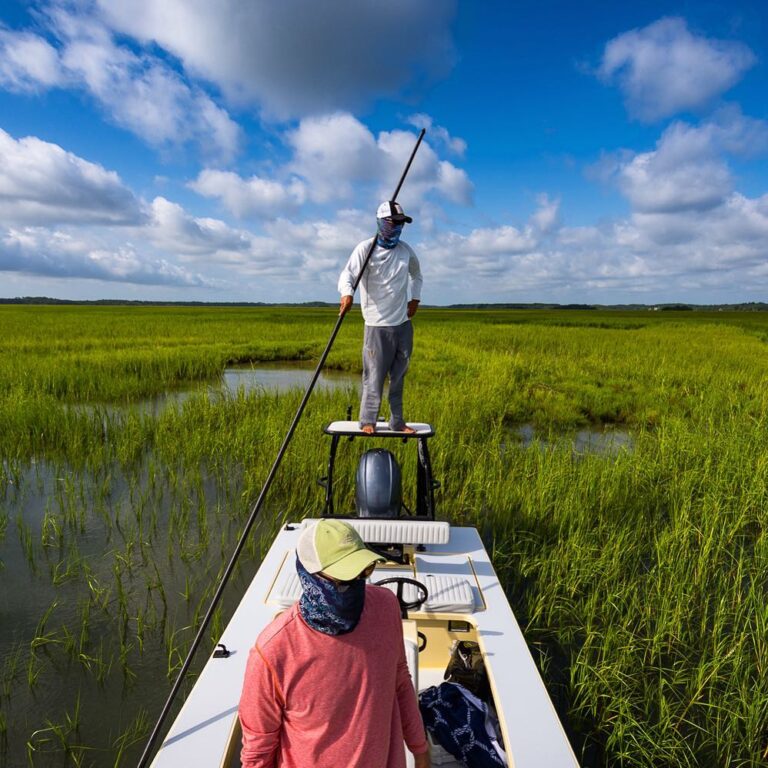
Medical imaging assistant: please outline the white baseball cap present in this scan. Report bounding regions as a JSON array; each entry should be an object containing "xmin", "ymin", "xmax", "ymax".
[{"xmin": 376, "ymin": 200, "xmax": 412, "ymax": 223}]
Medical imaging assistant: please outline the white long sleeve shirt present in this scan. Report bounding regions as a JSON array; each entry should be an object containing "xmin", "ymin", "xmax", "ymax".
[{"xmin": 338, "ymin": 237, "xmax": 422, "ymax": 327}]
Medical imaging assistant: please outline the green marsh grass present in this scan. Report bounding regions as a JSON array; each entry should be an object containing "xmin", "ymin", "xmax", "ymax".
[{"xmin": 1, "ymin": 305, "xmax": 768, "ymax": 765}]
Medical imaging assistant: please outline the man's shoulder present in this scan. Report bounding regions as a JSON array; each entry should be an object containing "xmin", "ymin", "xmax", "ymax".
[
  {"xmin": 256, "ymin": 604, "xmax": 301, "ymax": 650},
  {"xmin": 353, "ymin": 236, "xmax": 376, "ymax": 252},
  {"xmin": 366, "ymin": 583, "xmax": 401, "ymax": 616}
]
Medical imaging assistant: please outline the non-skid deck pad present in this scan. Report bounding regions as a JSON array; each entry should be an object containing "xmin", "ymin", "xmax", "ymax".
[
  {"xmin": 271, "ymin": 566, "xmax": 474, "ymax": 614},
  {"xmin": 373, "ymin": 574, "xmax": 475, "ymax": 614},
  {"xmin": 300, "ymin": 517, "xmax": 450, "ymax": 545}
]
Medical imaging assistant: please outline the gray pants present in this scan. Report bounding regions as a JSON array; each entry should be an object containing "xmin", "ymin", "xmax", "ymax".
[{"xmin": 360, "ymin": 321, "xmax": 413, "ymax": 430}]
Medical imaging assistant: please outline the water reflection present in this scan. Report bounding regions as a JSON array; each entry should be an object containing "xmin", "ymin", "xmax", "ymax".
[
  {"xmin": 0, "ymin": 364, "xmax": 358, "ymax": 764},
  {"xmin": 572, "ymin": 427, "xmax": 633, "ymax": 455},
  {"xmin": 510, "ymin": 423, "xmax": 634, "ymax": 456},
  {"xmin": 221, "ymin": 362, "xmax": 358, "ymax": 397},
  {"xmin": 0, "ymin": 453, "xmax": 266, "ymax": 767},
  {"xmin": 77, "ymin": 363, "xmax": 360, "ymax": 416}
]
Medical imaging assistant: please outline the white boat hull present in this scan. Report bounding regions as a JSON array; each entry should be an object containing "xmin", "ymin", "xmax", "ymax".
[{"xmin": 151, "ymin": 518, "xmax": 579, "ymax": 767}]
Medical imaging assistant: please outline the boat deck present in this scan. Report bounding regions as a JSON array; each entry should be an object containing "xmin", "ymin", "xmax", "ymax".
[{"xmin": 150, "ymin": 521, "xmax": 579, "ymax": 767}]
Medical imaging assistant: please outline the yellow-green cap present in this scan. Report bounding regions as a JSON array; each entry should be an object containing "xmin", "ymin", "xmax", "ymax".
[{"xmin": 297, "ymin": 519, "xmax": 383, "ymax": 580}]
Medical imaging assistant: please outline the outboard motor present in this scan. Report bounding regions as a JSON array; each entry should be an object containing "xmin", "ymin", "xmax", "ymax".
[{"xmin": 355, "ymin": 449, "xmax": 402, "ymax": 518}]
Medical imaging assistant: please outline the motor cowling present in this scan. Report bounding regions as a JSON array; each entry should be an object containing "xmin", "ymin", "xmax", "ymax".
[{"xmin": 355, "ymin": 449, "xmax": 402, "ymax": 518}]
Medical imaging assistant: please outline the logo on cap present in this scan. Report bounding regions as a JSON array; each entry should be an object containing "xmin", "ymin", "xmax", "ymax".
[{"xmin": 376, "ymin": 201, "xmax": 413, "ymax": 223}]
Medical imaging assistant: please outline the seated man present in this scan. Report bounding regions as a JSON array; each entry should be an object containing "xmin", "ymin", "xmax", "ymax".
[{"xmin": 239, "ymin": 518, "xmax": 430, "ymax": 768}]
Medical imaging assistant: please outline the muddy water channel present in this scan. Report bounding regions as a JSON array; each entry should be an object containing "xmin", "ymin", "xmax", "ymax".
[
  {"xmin": 1, "ymin": 361, "xmax": 631, "ymax": 766},
  {"xmin": 0, "ymin": 365, "xmax": 359, "ymax": 767},
  {"xmin": 509, "ymin": 423, "xmax": 634, "ymax": 456},
  {"xmin": 118, "ymin": 361, "xmax": 360, "ymax": 414}
]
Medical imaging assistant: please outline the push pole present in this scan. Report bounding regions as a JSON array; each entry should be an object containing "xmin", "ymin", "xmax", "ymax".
[{"xmin": 136, "ymin": 127, "xmax": 425, "ymax": 768}]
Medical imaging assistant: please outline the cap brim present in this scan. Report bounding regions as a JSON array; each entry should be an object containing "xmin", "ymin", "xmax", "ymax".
[
  {"xmin": 322, "ymin": 548, "xmax": 385, "ymax": 581},
  {"xmin": 391, "ymin": 215, "xmax": 412, "ymax": 224}
]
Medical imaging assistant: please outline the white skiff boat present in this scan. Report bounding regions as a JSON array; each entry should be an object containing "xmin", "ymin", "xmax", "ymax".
[{"xmin": 150, "ymin": 421, "xmax": 579, "ymax": 767}]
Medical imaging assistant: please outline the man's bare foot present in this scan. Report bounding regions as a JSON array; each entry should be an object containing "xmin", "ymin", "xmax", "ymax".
[
  {"xmin": 399, "ymin": 425, "xmax": 416, "ymax": 434},
  {"xmin": 361, "ymin": 424, "xmax": 375, "ymax": 435}
]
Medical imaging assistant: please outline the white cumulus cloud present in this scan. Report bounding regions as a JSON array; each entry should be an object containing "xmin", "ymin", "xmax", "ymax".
[
  {"xmin": 0, "ymin": 128, "xmax": 143, "ymax": 226},
  {"xmin": 600, "ymin": 112, "xmax": 768, "ymax": 214},
  {"xmin": 94, "ymin": 0, "xmax": 458, "ymax": 119},
  {"xmin": 282, "ymin": 114, "xmax": 473, "ymax": 212},
  {"xmin": 0, "ymin": 226, "xmax": 214, "ymax": 287},
  {"xmin": 148, "ymin": 197, "xmax": 252, "ymax": 259},
  {"xmin": 598, "ymin": 17, "xmax": 756, "ymax": 121},
  {"xmin": 529, "ymin": 194, "xmax": 560, "ymax": 233},
  {"xmin": 0, "ymin": 9, "xmax": 240, "ymax": 161},
  {"xmin": 0, "ymin": 27, "xmax": 66, "ymax": 90},
  {"xmin": 464, "ymin": 226, "xmax": 537, "ymax": 256},
  {"xmin": 189, "ymin": 170, "xmax": 307, "ymax": 219},
  {"xmin": 406, "ymin": 114, "xmax": 467, "ymax": 156},
  {"xmin": 374, "ymin": 125, "xmax": 473, "ymax": 209},
  {"xmin": 287, "ymin": 113, "xmax": 383, "ymax": 203}
]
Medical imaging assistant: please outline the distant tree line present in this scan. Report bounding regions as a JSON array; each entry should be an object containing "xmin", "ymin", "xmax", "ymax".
[{"xmin": 1, "ymin": 297, "xmax": 767, "ymax": 311}]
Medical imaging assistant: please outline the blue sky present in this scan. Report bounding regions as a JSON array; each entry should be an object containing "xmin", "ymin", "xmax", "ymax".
[{"xmin": 0, "ymin": 0, "xmax": 766, "ymax": 304}]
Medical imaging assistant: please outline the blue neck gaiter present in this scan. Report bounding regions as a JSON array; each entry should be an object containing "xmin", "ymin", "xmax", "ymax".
[
  {"xmin": 296, "ymin": 556, "xmax": 366, "ymax": 635},
  {"xmin": 376, "ymin": 219, "xmax": 404, "ymax": 249}
]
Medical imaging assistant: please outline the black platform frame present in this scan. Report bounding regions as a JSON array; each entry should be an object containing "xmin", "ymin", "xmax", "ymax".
[{"xmin": 318, "ymin": 423, "xmax": 439, "ymax": 520}]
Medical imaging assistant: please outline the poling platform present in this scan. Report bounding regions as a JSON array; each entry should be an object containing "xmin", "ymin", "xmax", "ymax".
[{"xmin": 325, "ymin": 420, "xmax": 434, "ymax": 437}]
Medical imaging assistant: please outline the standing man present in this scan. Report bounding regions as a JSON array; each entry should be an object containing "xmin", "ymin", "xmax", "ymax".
[
  {"xmin": 339, "ymin": 201, "xmax": 422, "ymax": 434},
  {"xmin": 238, "ymin": 518, "xmax": 431, "ymax": 768}
]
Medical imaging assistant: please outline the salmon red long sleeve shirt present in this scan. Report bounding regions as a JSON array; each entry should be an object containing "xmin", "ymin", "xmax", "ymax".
[{"xmin": 238, "ymin": 584, "xmax": 429, "ymax": 768}]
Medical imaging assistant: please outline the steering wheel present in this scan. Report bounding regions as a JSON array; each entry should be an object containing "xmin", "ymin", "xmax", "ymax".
[{"xmin": 375, "ymin": 577, "xmax": 429, "ymax": 618}]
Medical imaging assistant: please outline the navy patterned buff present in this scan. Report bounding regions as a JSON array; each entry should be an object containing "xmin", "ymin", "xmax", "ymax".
[
  {"xmin": 376, "ymin": 218, "xmax": 404, "ymax": 249},
  {"xmin": 296, "ymin": 556, "xmax": 366, "ymax": 635}
]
